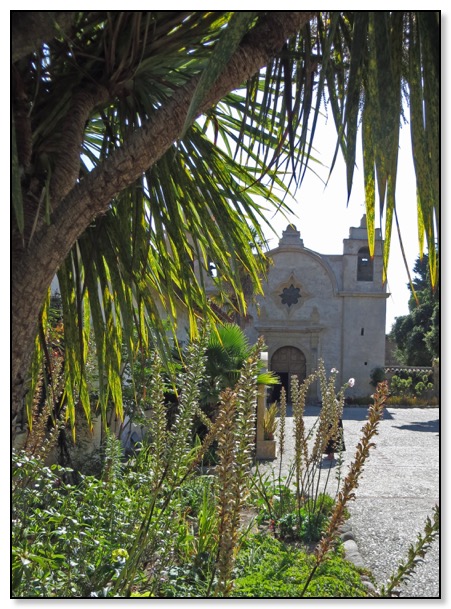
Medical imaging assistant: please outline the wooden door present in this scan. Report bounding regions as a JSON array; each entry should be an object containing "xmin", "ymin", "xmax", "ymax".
[{"xmin": 270, "ymin": 346, "xmax": 306, "ymax": 403}]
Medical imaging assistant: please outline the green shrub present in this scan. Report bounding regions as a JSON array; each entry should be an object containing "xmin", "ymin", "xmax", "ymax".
[
  {"xmin": 13, "ymin": 340, "xmax": 438, "ymax": 598},
  {"xmin": 12, "ymin": 436, "xmax": 141, "ymax": 598},
  {"xmin": 231, "ymin": 534, "xmax": 368, "ymax": 598},
  {"xmin": 251, "ymin": 476, "xmax": 337, "ymax": 544},
  {"xmin": 177, "ymin": 474, "xmax": 216, "ymax": 518},
  {"xmin": 389, "ymin": 370, "xmax": 434, "ymax": 400},
  {"xmin": 272, "ymin": 493, "xmax": 336, "ymax": 543},
  {"xmin": 390, "ymin": 374, "xmax": 412, "ymax": 396},
  {"xmin": 250, "ymin": 470, "xmax": 297, "ymax": 527},
  {"xmin": 385, "ymin": 395, "xmax": 438, "ymax": 407},
  {"xmin": 370, "ymin": 367, "xmax": 386, "ymax": 387},
  {"xmin": 304, "ymin": 574, "xmax": 366, "ymax": 598},
  {"xmin": 159, "ymin": 562, "xmax": 212, "ymax": 598}
]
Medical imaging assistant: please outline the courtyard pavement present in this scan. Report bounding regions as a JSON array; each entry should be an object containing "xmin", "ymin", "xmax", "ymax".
[{"xmin": 256, "ymin": 405, "xmax": 440, "ymax": 598}]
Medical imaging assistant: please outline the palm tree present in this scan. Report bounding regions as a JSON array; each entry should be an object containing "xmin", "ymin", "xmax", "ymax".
[
  {"xmin": 196, "ymin": 324, "xmax": 277, "ymax": 456},
  {"xmin": 11, "ymin": 11, "xmax": 439, "ymax": 433}
]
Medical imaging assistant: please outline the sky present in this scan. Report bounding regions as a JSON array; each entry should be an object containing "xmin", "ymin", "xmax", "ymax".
[{"xmin": 256, "ymin": 113, "xmax": 424, "ymax": 334}]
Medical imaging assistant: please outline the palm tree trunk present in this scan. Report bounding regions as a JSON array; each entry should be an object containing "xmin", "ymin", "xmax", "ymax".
[{"xmin": 12, "ymin": 11, "xmax": 314, "ymax": 431}]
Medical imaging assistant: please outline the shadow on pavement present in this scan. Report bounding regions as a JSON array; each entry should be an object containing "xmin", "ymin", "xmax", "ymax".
[
  {"xmin": 342, "ymin": 408, "xmax": 394, "ymax": 421},
  {"xmin": 280, "ymin": 405, "xmax": 395, "ymax": 421},
  {"xmin": 393, "ymin": 419, "xmax": 439, "ymax": 433}
]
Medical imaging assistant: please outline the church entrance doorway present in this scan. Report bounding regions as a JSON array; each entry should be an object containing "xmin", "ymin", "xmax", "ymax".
[{"xmin": 270, "ymin": 346, "xmax": 306, "ymax": 403}]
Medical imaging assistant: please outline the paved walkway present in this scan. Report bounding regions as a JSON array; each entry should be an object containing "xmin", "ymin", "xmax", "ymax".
[{"xmin": 256, "ymin": 406, "xmax": 440, "ymax": 598}]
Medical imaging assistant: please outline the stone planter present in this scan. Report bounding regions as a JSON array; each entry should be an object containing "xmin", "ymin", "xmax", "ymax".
[{"xmin": 256, "ymin": 439, "xmax": 277, "ymax": 460}]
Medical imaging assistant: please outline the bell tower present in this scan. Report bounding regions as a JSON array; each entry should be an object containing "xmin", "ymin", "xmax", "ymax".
[
  {"xmin": 340, "ymin": 215, "xmax": 388, "ymax": 395},
  {"xmin": 342, "ymin": 215, "xmax": 384, "ymax": 291}
]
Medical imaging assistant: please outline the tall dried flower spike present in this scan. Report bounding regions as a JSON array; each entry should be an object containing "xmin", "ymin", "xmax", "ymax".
[
  {"xmin": 379, "ymin": 505, "xmax": 439, "ymax": 596},
  {"xmin": 167, "ymin": 334, "xmax": 207, "ymax": 485},
  {"xmin": 279, "ymin": 387, "xmax": 286, "ymax": 457},
  {"xmin": 291, "ymin": 369, "xmax": 317, "ymax": 511},
  {"xmin": 215, "ymin": 338, "xmax": 262, "ymax": 597},
  {"xmin": 300, "ymin": 380, "xmax": 389, "ymax": 596},
  {"xmin": 214, "ymin": 388, "xmax": 238, "ymax": 597}
]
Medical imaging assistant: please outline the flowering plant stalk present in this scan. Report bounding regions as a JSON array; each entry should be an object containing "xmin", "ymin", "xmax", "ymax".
[
  {"xmin": 379, "ymin": 505, "xmax": 439, "ymax": 597},
  {"xmin": 300, "ymin": 381, "xmax": 390, "ymax": 596},
  {"xmin": 112, "ymin": 335, "xmax": 209, "ymax": 596},
  {"xmin": 263, "ymin": 401, "xmax": 278, "ymax": 440},
  {"xmin": 292, "ymin": 363, "xmax": 357, "ymax": 536},
  {"xmin": 291, "ymin": 370, "xmax": 317, "ymax": 507},
  {"xmin": 212, "ymin": 338, "xmax": 262, "ymax": 597},
  {"xmin": 278, "ymin": 387, "xmax": 286, "ymax": 482}
]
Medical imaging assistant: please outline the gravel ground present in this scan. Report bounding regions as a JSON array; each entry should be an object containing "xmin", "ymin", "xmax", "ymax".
[{"xmin": 256, "ymin": 405, "xmax": 440, "ymax": 598}]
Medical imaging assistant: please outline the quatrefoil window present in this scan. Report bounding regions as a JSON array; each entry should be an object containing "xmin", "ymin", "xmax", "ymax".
[{"xmin": 280, "ymin": 284, "xmax": 301, "ymax": 307}]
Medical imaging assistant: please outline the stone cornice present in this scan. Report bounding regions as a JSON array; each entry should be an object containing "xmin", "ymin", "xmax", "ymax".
[
  {"xmin": 255, "ymin": 323, "xmax": 325, "ymax": 333},
  {"xmin": 338, "ymin": 291, "xmax": 390, "ymax": 299}
]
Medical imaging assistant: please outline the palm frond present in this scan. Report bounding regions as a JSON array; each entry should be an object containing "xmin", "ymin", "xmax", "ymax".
[
  {"xmin": 181, "ymin": 11, "xmax": 259, "ymax": 138},
  {"xmin": 13, "ymin": 11, "xmax": 439, "ymax": 434}
]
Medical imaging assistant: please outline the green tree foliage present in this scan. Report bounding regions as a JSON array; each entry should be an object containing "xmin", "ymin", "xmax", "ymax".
[
  {"xmin": 12, "ymin": 12, "xmax": 440, "ymax": 432},
  {"xmin": 390, "ymin": 254, "xmax": 439, "ymax": 365}
]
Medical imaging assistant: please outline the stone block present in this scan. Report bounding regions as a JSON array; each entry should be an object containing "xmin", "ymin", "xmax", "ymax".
[{"xmin": 256, "ymin": 440, "xmax": 277, "ymax": 460}]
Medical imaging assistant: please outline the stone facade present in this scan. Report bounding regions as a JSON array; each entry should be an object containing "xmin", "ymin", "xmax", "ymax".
[
  {"xmin": 241, "ymin": 217, "xmax": 388, "ymax": 401},
  {"xmin": 49, "ymin": 216, "xmax": 388, "ymax": 404}
]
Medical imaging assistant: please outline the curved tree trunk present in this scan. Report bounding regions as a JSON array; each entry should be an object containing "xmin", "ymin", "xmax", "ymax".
[{"xmin": 12, "ymin": 11, "xmax": 314, "ymax": 431}]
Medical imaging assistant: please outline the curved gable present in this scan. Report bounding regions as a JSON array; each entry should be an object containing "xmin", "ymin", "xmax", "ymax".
[{"xmin": 267, "ymin": 243, "xmax": 339, "ymax": 297}]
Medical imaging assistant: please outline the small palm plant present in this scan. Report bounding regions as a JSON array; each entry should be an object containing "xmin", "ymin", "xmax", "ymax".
[
  {"xmin": 263, "ymin": 402, "xmax": 278, "ymax": 441},
  {"xmin": 201, "ymin": 323, "xmax": 278, "ymax": 412}
]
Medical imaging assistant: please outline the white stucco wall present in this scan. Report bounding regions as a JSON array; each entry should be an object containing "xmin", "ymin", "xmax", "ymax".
[{"xmin": 242, "ymin": 219, "xmax": 388, "ymax": 400}]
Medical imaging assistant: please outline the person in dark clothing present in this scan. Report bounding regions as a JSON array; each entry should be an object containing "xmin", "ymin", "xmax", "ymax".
[{"xmin": 324, "ymin": 418, "xmax": 345, "ymax": 460}]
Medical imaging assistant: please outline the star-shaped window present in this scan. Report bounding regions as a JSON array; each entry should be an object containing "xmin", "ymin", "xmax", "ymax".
[{"xmin": 280, "ymin": 284, "xmax": 301, "ymax": 307}]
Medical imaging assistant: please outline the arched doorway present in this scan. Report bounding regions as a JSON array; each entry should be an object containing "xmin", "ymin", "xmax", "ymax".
[{"xmin": 270, "ymin": 346, "xmax": 306, "ymax": 403}]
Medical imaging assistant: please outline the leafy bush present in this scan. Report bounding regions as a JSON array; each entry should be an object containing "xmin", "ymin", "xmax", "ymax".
[
  {"xmin": 12, "ymin": 437, "xmax": 140, "ymax": 598},
  {"xmin": 231, "ymin": 534, "xmax": 368, "ymax": 597},
  {"xmin": 385, "ymin": 395, "xmax": 439, "ymax": 407},
  {"xmin": 390, "ymin": 374, "xmax": 413, "ymax": 396},
  {"xmin": 389, "ymin": 371, "xmax": 434, "ymax": 400},
  {"xmin": 12, "ymin": 338, "xmax": 439, "ymax": 598},
  {"xmin": 177, "ymin": 474, "xmax": 216, "ymax": 518},
  {"xmin": 253, "ymin": 481, "xmax": 335, "ymax": 543},
  {"xmin": 370, "ymin": 367, "xmax": 386, "ymax": 387}
]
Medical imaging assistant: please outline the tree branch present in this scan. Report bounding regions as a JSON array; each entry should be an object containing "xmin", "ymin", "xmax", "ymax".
[
  {"xmin": 49, "ymin": 84, "xmax": 110, "ymax": 204},
  {"xmin": 12, "ymin": 11, "xmax": 314, "ymax": 405},
  {"xmin": 43, "ymin": 11, "xmax": 315, "ymax": 257}
]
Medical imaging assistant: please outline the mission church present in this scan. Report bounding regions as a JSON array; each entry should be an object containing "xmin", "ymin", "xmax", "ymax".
[
  {"xmin": 205, "ymin": 216, "xmax": 388, "ymax": 401},
  {"xmin": 49, "ymin": 216, "xmax": 388, "ymax": 403}
]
